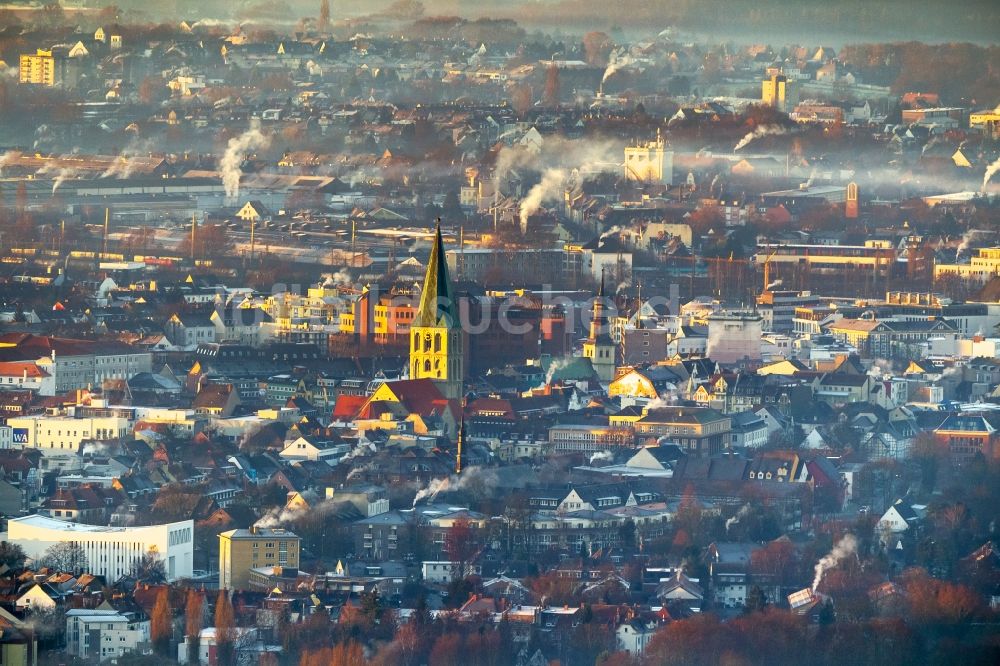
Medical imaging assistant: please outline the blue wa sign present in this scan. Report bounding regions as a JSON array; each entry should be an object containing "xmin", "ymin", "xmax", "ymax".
[{"xmin": 11, "ymin": 428, "xmax": 29, "ymax": 444}]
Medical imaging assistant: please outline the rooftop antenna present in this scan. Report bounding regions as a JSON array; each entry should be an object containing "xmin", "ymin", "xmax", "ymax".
[
  {"xmin": 455, "ymin": 384, "xmax": 466, "ymax": 475},
  {"xmin": 459, "ymin": 224, "xmax": 465, "ymax": 279},
  {"xmin": 635, "ymin": 280, "xmax": 644, "ymax": 330},
  {"xmin": 102, "ymin": 208, "xmax": 109, "ymax": 257},
  {"xmin": 492, "ymin": 190, "xmax": 499, "ymax": 234},
  {"xmin": 249, "ymin": 215, "xmax": 256, "ymax": 264},
  {"xmin": 190, "ymin": 213, "xmax": 197, "ymax": 263}
]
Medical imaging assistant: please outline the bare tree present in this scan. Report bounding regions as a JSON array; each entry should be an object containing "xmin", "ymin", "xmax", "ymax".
[
  {"xmin": 131, "ymin": 549, "xmax": 167, "ymax": 584},
  {"xmin": 39, "ymin": 542, "xmax": 88, "ymax": 573}
]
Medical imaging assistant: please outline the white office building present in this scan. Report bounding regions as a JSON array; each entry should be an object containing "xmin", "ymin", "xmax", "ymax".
[
  {"xmin": 5, "ymin": 414, "xmax": 130, "ymax": 469},
  {"xmin": 8, "ymin": 515, "xmax": 194, "ymax": 582},
  {"xmin": 65, "ymin": 609, "xmax": 151, "ymax": 661}
]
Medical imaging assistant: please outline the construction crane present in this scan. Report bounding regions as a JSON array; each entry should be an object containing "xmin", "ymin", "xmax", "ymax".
[{"xmin": 761, "ymin": 249, "xmax": 778, "ymax": 294}]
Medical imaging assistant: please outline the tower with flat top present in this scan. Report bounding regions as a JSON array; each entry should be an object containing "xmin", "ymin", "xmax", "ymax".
[{"xmin": 624, "ymin": 129, "xmax": 673, "ymax": 185}]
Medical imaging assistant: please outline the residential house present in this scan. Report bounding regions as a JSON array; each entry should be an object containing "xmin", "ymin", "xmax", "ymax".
[
  {"xmin": 164, "ymin": 313, "xmax": 217, "ymax": 347},
  {"xmin": 193, "ymin": 383, "xmax": 240, "ymax": 418},
  {"xmin": 655, "ymin": 570, "xmax": 703, "ymax": 611},
  {"xmin": 0, "ymin": 606, "xmax": 37, "ymax": 666},
  {"xmin": 617, "ymin": 620, "xmax": 658, "ymax": 655},
  {"xmin": 279, "ymin": 435, "xmax": 346, "ymax": 463},
  {"xmin": 877, "ymin": 499, "xmax": 927, "ymax": 549}
]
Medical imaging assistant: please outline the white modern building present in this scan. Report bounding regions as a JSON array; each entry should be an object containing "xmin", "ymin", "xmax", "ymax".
[
  {"xmin": 5, "ymin": 414, "xmax": 130, "ymax": 469},
  {"xmin": 65, "ymin": 609, "xmax": 151, "ymax": 661},
  {"xmin": 706, "ymin": 311, "xmax": 763, "ymax": 364},
  {"xmin": 8, "ymin": 515, "xmax": 194, "ymax": 582},
  {"xmin": 421, "ymin": 561, "xmax": 481, "ymax": 584}
]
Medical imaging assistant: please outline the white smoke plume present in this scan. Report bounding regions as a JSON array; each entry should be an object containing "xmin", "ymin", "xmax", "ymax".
[
  {"xmin": 192, "ymin": 18, "xmax": 231, "ymax": 28},
  {"xmin": 812, "ymin": 533, "xmax": 858, "ymax": 592},
  {"xmin": 983, "ymin": 156, "xmax": 1000, "ymax": 192},
  {"xmin": 707, "ymin": 327, "xmax": 724, "ymax": 358},
  {"xmin": 52, "ymin": 168, "xmax": 77, "ymax": 194},
  {"xmin": 868, "ymin": 358, "xmax": 893, "ymax": 377},
  {"xmin": 766, "ymin": 279, "xmax": 783, "ymax": 290},
  {"xmin": 340, "ymin": 440, "xmax": 376, "ymax": 462},
  {"xmin": 519, "ymin": 168, "xmax": 567, "ymax": 233},
  {"xmin": 734, "ymin": 124, "xmax": 793, "ymax": 152},
  {"xmin": 100, "ymin": 137, "xmax": 154, "ymax": 179},
  {"xmin": 941, "ymin": 364, "xmax": 963, "ymax": 380},
  {"xmin": 256, "ymin": 493, "xmax": 348, "ymax": 529},
  {"xmin": 955, "ymin": 229, "xmax": 985, "ymax": 259},
  {"xmin": 255, "ymin": 504, "xmax": 302, "ymax": 529},
  {"xmin": 599, "ymin": 225, "xmax": 622, "ymax": 244},
  {"xmin": 709, "ymin": 173, "xmax": 720, "ymax": 194},
  {"xmin": 413, "ymin": 477, "xmax": 450, "ymax": 506},
  {"xmin": 0, "ymin": 150, "xmax": 17, "ymax": 176},
  {"xmin": 323, "ymin": 269, "xmax": 354, "ymax": 287},
  {"xmin": 494, "ymin": 136, "xmax": 619, "ymax": 187},
  {"xmin": 601, "ymin": 49, "xmax": 632, "ymax": 86},
  {"xmin": 101, "ymin": 157, "xmax": 131, "ymax": 179},
  {"xmin": 518, "ymin": 151, "xmax": 620, "ymax": 233},
  {"xmin": 644, "ymin": 392, "xmax": 677, "ymax": 411},
  {"xmin": 545, "ymin": 356, "xmax": 574, "ymax": 384},
  {"xmin": 346, "ymin": 465, "xmax": 367, "ymax": 482},
  {"xmin": 220, "ymin": 119, "xmax": 270, "ymax": 200},
  {"xmin": 81, "ymin": 441, "xmax": 111, "ymax": 457},
  {"xmin": 412, "ymin": 466, "xmax": 498, "ymax": 507},
  {"xmin": 589, "ymin": 450, "xmax": 614, "ymax": 465},
  {"xmin": 725, "ymin": 504, "xmax": 752, "ymax": 532}
]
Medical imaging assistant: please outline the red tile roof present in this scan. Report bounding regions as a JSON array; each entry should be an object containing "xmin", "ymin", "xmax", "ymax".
[
  {"xmin": 332, "ymin": 394, "xmax": 367, "ymax": 420},
  {"xmin": 0, "ymin": 362, "xmax": 49, "ymax": 378}
]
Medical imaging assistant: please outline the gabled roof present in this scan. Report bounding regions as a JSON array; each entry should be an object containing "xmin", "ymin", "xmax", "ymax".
[
  {"xmin": 0, "ymin": 361, "xmax": 49, "ymax": 378},
  {"xmin": 885, "ymin": 499, "xmax": 921, "ymax": 524},
  {"xmin": 363, "ymin": 379, "xmax": 456, "ymax": 421},
  {"xmin": 332, "ymin": 394, "xmax": 367, "ymax": 420},
  {"xmin": 656, "ymin": 570, "xmax": 703, "ymax": 600},
  {"xmin": 818, "ymin": 373, "xmax": 870, "ymax": 387},
  {"xmin": 192, "ymin": 383, "xmax": 235, "ymax": 409}
]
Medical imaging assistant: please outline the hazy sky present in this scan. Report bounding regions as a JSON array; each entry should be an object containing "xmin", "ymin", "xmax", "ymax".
[{"xmin": 127, "ymin": 0, "xmax": 1000, "ymax": 45}]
